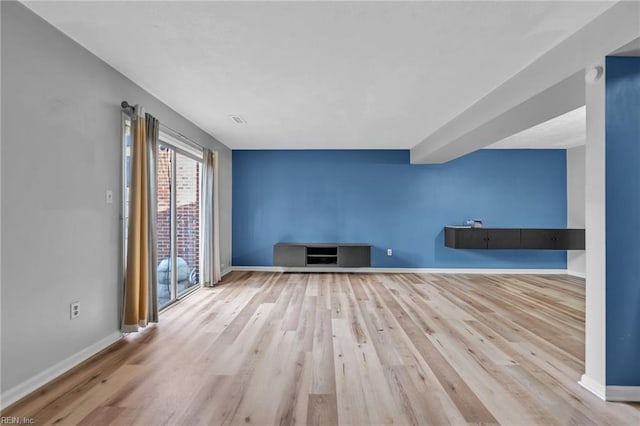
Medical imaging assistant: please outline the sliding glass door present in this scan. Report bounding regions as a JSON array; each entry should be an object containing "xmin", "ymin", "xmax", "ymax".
[
  {"xmin": 156, "ymin": 143, "xmax": 201, "ymax": 308},
  {"xmin": 122, "ymin": 116, "xmax": 203, "ymax": 310}
]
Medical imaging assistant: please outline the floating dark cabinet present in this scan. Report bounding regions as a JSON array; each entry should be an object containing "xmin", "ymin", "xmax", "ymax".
[
  {"xmin": 444, "ymin": 227, "xmax": 585, "ymax": 250},
  {"xmin": 274, "ymin": 243, "xmax": 371, "ymax": 267}
]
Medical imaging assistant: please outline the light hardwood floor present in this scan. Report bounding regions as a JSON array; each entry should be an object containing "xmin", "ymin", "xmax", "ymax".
[{"xmin": 3, "ymin": 272, "xmax": 640, "ymax": 425}]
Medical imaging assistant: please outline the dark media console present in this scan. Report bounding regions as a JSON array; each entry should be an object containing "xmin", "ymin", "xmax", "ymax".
[
  {"xmin": 274, "ymin": 243, "xmax": 371, "ymax": 267},
  {"xmin": 444, "ymin": 226, "xmax": 585, "ymax": 250}
]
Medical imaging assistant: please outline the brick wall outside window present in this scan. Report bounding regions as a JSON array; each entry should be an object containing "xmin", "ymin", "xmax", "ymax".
[{"xmin": 156, "ymin": 147, "xmax": 200, "ymax": 282}]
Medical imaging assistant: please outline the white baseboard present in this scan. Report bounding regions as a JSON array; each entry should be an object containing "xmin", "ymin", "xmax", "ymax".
[
  {"xmin": 221, "ymin": 267, "xmax": 233, "ymax": 277},
  {"xmin": 579, "ymin": 375, "xmax": 640, "ymax": 402},
  {"xmin": 580, "ymin": 374, "xmax": 606, "ymax": 400},
  {"xmin": 567, "ymin": 270, "xmax": 586, "ymax": 278},
  {"xmin": 0, "ymin": 331, "xmax": 123, "ymax": 410},
  {"xmin": 230, "ymin": 266, "xmax": 568, "ymax": 275},
  {"xmin": 605, "ymin": 386, "xmax": 640, "ymax": 402}
]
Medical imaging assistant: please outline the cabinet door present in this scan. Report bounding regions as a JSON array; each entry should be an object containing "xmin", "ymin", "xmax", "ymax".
[
  {"xmin": 455, "ymin": 229, "xmax": 488, "ymax": 249},
  {"xmin": 486, "ymin": 229, "xmax": 520, "ymax": 249},
  {"xmin": 556, "ymin": 229, "xmax": 585, "ymax": 250},
  {"xmin": 521, "ymin": 229, "xmax": 557, "ymax": 249},
  {"xmin": 338, "ymin": 246, "xmax": 371, "ymax": 267},
  {"xmin": 273, "ymin": 245, "xmax": 306, "ymax": 267}
]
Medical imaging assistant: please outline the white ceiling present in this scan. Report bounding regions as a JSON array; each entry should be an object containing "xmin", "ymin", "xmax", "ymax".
[
  {"xmin": 489, "ymin": 106, "xmax": 585, "ymax": 149},
  {"xmin": 24, "ymin": 1, "xmax": 614, "ymax": 150}
]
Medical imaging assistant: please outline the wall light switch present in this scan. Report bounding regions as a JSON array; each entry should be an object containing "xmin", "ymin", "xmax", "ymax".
[
  {"xmin": 106, "ymin": 190, "xmax": 114, "ymax": 204},
  {"xmin": 387, "ymin": 248, "xmax": 393, "ymax": 256}
]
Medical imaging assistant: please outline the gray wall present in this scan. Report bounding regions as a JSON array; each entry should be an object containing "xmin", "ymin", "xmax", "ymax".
[
  {"xmin": 567, "ymin": 145, "xmax": 586, "ymax": 276},
  {"xmin": 1, "ymin": 2, "xmax": 232, "ymax": 394}
]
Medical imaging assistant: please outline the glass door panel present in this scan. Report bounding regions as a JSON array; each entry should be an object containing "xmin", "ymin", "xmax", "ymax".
[
  {"xmin": 175, "ymin": 153, "xmax": 200, "ymax": 295},
  {"xmin": 156, "ymin": 144, "xmax": 174, "ymax": 308},
  {"xmin": 123, "ymin": 118, "xmax": 131, "ymax": 257}
]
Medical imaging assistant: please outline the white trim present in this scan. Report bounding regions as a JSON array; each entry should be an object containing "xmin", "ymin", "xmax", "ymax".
[
  {"xmin": 158, "ymin": 128, "xmax": 203, "ymax": 160},
  {"xmin": 580, "ymin": 374, "xmax": 606, "ymax": 400},
  {"xmin": 230, "ymin": 266, "xmax": 568, "ymax": 275},
  {"xmin": 606, "ymin": 386, "xmax": 640, "ymax": 402},
  {"xmin": 581, "ymin": 376, "xmax": 640, "ymax": 402},
  {"xmin": 221, "ymin": 266, "xmax": 233, "ymax": 277},
  {"xmin": 567, "ymin": 270, "xmax": 586, "ymax": 279},
  {"xmin": 0, "ymin": 331, "xmax": 123, "ymax": 410}
]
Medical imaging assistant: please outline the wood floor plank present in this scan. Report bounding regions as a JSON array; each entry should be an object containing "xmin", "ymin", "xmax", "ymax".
[
  {"xmin": 4, "ymin": 271, "xmax": 640, "ymax": 426},
  {"xmin": 306, "ymin": 394, "xmax": 338, "ymax": 426},
  {"xmin": 332, "ymin": 318, "xmax": 372, "ymax": 426},
  {"xmin": 310, "ymin": 309, "xmax": 336, "ymax": 395}
]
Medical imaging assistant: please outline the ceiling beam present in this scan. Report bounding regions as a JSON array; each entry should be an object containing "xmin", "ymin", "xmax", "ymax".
[
  {"xmin": 410, "ymin": 1, "xmax": 640, "ymax": 164},
  {"xmin": 420, "ymin": 71, "xmax": 585, "ymax": 161}
]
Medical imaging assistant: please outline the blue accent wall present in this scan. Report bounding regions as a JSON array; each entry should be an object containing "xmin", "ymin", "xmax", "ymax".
[
  {"xmin": 606, "ymin": 56, "xmax": 640, "ymax": 386},
  {"xmin": 233, "ymin": 149, "xmax": 567, "ymax": 268}
]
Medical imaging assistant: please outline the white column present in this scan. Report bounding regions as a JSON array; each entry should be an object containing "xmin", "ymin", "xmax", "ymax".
[{"xmin": 580, "ymin": 61, "xmax": 607, "ymax": 398}]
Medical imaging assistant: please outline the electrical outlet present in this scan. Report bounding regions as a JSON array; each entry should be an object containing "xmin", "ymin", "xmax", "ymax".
[
  {"xmin": 105, "ymin": 190, "xmax": 114, "ymax": 204},
  {"xmin": 387, "ymin": 248, "xmax": 393, "ymax": 256},
  {"xmin": 70, "ymin": 302, "xmax": 80, "ymax": 320}
]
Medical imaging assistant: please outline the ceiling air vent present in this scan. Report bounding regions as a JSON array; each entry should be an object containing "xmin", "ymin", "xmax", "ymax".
[{"xmin": 229, "ymin": 115, "xmax": 246, "ymax": 124}]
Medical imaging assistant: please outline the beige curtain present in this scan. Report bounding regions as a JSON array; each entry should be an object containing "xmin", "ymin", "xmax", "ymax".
[
  {"xmin": 122, "ymin": 107, "xmax": 159, "ymax": 332},
  {"xmin": 201, "ymin": 148, "xmax": 221, "ymax": 286}
]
